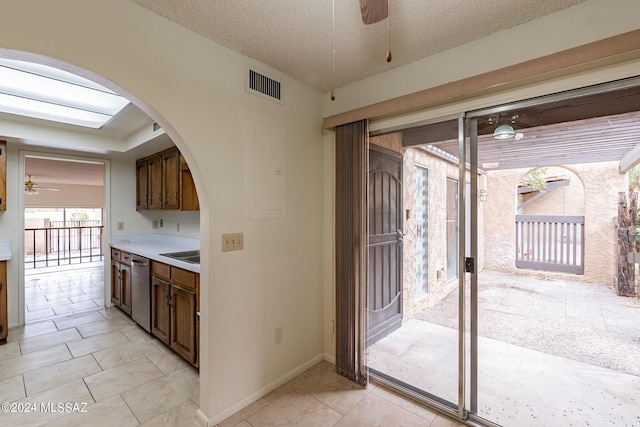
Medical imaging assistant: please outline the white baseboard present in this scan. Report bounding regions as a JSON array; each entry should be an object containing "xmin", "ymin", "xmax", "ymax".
[
  {"xmin": 323, "ymin": 352, "xmax": 336, "ymax": 364},
  {"xmin": 196, "ymin": 353, "xmax": 325, "ymax": 426}
]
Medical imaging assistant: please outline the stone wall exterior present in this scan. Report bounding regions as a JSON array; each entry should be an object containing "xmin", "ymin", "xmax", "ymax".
[{"xmin": 484, "ymin": 162, "xmax": 626, "ymax": 284}]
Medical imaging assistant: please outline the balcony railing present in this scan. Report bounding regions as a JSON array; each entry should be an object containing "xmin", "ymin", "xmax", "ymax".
[{"xmin": 25, "ymin": 225, "xmax": 104, "ymax": 269}]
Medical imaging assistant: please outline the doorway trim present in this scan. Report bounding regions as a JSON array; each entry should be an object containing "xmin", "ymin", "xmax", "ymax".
[{"xmin": 18, "ymin": 150, "xmax": 111, "ymax": 325}]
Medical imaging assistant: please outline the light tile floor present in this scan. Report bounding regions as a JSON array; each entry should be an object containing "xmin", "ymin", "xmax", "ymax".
[
  {"xmin": 24, "ymin": 262, "xmax": 105, "ymax": 324},
  {"xmin": 3, "ymin": 265, "xmax": 466, "ymax": 427},
  {"xmin": 217, "ymin": 360, "xmax": 465, "ymax": 427}
]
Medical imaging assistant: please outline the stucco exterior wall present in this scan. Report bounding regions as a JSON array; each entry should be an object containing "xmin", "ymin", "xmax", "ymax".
[
  {"xmin": 484, "ymin": 161, "xmax": 626, "ymax": 284},
  {"xmin": 371, "ymin": 135, "xmax": 484, "ymax": 318},
  {"xmin": 521, "ymin": 167, "xmax": 585, "ymax": 216}
]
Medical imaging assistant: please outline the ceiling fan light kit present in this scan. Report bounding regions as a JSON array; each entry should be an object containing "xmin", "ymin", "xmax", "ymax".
[
  {"xmin": 24, "ymin": 175, "xmax": 59, "ymax": 195},
  {"xmin": 493, "ymin": 124, "xmax": 516, "ymax": 140}
]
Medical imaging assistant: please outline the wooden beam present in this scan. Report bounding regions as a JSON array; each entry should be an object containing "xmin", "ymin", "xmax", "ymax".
[
  {"xmin": 619, "ymin": 143, "xmax": 640, "ymax": 173},
  {"xmin": 323, "ymin": 29, "xmax": 640, "ymax": 130}
]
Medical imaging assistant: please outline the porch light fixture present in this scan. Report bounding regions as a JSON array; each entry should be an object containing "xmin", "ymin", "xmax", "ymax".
[
  {"xmin": 493, "ymin": 124, "xmax": 515, "ymax": 139},
  {"xmin": 478, "ymin": 190, "xmax": 488, "ymax": 202},
  {"xmin": 0, "ymin": 58, "xmax": 129, "ymax": 128}
]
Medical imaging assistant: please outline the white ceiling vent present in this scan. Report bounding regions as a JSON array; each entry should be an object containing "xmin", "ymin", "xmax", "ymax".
[{"xmin": 246, "ymin": 67, "xmax": 283, "ymax": 104}]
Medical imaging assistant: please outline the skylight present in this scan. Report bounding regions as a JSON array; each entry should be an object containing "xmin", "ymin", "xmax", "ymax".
[{"xmin": 0, "ymin": 58, "xmax": 129, "ymax": 128}]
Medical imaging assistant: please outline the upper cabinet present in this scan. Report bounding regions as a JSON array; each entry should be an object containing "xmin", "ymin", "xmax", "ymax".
[
  {"xmin": 0, "ymin": 140, "xmax": 6, "ymax": 211},
  {"xmin": 136, "ymin": 147, "xmax": 199, "ymax": 211}
]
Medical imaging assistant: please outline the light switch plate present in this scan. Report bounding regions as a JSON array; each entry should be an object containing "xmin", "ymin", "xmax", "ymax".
[{"xmin": 222, "ymin": 232, "xmax": 244, "ymax": 252}]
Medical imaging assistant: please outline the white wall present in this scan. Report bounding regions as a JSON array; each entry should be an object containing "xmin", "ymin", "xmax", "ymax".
[{"xmin": 0, "ymin": 1, "xmax": 325, "ymax": 424}]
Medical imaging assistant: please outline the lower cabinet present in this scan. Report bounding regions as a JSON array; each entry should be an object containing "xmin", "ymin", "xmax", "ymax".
[
  {"xmin": 151, "ymin": 276, "xmax": 171, "ymax": 345},
  {"xmin": 0, "ymin": 261, "xmax": 7, "ymax": 342},
  {"xmin": 111, "ymin": 249, "xmax": 132, "ymax": 315},
  {"xmin": 151, "ymin": 261, "xmax": 199, "ymax": 366}
]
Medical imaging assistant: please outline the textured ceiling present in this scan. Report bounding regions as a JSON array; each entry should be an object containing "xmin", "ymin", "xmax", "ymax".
[{"xmin": 129, "ymin": 0, "xmax": 587, "ymax": 92}]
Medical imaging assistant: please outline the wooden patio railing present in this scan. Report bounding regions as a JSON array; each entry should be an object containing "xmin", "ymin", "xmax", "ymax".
[{"xmin": 515, "ymin": 215, "xmax": 585, "ymax": 274}]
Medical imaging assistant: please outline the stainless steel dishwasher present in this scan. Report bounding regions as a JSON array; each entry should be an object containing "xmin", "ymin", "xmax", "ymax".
[{"xmin": 130, "ymin": 254, "xmax": 151, "ymax": 332}]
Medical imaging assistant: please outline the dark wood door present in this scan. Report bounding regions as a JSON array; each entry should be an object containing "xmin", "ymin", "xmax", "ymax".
[
  {"xmin": 0, "ymin": 141, "xmax": 6, "ymax": 212},
  {"xmin": 0, "ymin": 261, "xmax": 7, "ymax": 341},
  {"xmin": 136, "ymin": 159, "xmax": 148, "ymax": 210},
  {"xmin": 147, "ymin": 154, "xmax": 163, "ymax": 210},
  {"xmin": 151, "ymin": 277, "xmax": 171, "ymax": 345},
  {"xmin": 111, "ymin": 260, "xmax": 121, "ymax": 307},
  {"xmin": 162, "ymin": 148, "xmax": 180, "ymax": 210},
  {"xmin": 367, "ymin": 145, "xmax": 403, "ymax": 346},
  {"xmin": 120, "ymin": 263, "xmax": 132, "ymax": 315},
  {"xmin": 170, "ymin": 285, "xmax": 197, "ymax": 363}
]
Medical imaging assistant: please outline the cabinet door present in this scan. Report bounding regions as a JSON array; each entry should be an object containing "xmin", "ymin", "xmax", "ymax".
[
  {"xmin": 147, "ymin": 154, "xmax": 163, "ymax": 210},
  {"xmin": 151, "ymin": 277, "xmax": 171, "ymax": 345},
  {"xmin": 110, "ymin": 259, "xmax": 121, "ymax": 307},
  {"xmin": 170, "ymin": 285, "xmax": 197, "ymax": 364},
  {"xmin": 120, "ymin": 263, "xmax": 132, "ymax": 315},
  {"xmin": 136, "ymin": 159, "xmax": 148, "ymax": 210},
  {"xmin": 0, "ymin": 141, "xmax": 6, "ymax": 211},
  {"xmin": 180, "ymin": 154, "xmax": 199, "ymax": 211},
  {"xmin": 162, "ymin": 148, "xmax": 180, "ymax": 210},
  {"xmin": 0, "ymin": 261, "xmax": 7, "ymax": 341}
]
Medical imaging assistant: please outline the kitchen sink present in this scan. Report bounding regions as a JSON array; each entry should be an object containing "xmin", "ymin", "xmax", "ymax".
[{"xmin": 159, "ymin": 250, "xmax": 200, "ymax": 264}]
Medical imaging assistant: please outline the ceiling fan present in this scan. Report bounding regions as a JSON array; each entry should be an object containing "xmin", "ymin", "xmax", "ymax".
[
  {"xmin": 359, "ymin": 0, "xmax": 388, "ymax": 24},
  {"xmin": 25, "ymin": 175, "xmax": 59, "ymax": 195}
]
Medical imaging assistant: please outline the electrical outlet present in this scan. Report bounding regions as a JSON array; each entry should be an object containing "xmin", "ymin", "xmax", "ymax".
[
  {"xmin": 117, "ymin": 222, "xmax": 124, "ymax": 231},
  {"xmin": 222, "ymin": 232, "xmax": 244, "ymax": 252},
  {"xmin": 274, "ymin": 327, "xmax": 283, "ymax": 344}
]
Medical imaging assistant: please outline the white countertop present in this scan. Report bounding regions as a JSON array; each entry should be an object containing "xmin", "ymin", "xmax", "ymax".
[
  {"xmin": 0, "ymin": 241, "xmax": 11, "ymax": 261},
  {"xmin": 110, "ymin": 234, "xmax": 200, "ymax": 273}
]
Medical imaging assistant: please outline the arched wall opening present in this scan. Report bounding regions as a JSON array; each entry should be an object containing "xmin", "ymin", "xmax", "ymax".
[
  {"xmin": 517, "ymin": 166, "xmax": 585, "ymax": 216},
  {"xmin": 0, "ymin": 48, "xmax": 211, "ymax": 416}
]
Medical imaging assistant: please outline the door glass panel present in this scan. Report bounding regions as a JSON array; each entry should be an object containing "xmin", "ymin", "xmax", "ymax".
[
  {"xmin": 414, "ymin": 166, "xmax": 428, "ymax": 298},
  {"xmin": 469, "ymin": 82, "xmax": 640, "ymax": 426},
  {"xmin": 367, "ymin": 118, "xmax": 461, "ymax": 409}
]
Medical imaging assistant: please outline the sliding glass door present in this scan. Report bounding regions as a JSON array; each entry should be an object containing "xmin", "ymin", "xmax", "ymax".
[
  {"xmin": 366, "ymin": 116, "xmax": 464, "ymax": 416},
  {"xmin": 367, "ymin": 77, "xmax": 640, "ymax": 427}
]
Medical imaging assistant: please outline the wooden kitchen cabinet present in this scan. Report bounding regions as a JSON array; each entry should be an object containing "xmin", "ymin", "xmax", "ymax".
[
  {"xmin": 0, "ymin": 261, "xmax": 7, "ymax": 342},
  {"xmin": 136, "ymin": 146, "xmax": 198, "ymax": 211},
  {"xmin": 111, "ymin": 249, "xmax": 132, "ymax": 315},
  {"xmin": 0, "ymin": 140, "xmax": 6, "ymax": 211},
  {"xmin": 151, "ymin": 261, "xmax": 199, "ymax": 366},
  {"xmin": 171, "ymin": 284, "xmax": 197, "ymax": 362},
  {"xmin": 162, "ymin": 147, "xmax": 180, "ymax": 210},
  {"xmin": 151, "ymin": 276, "xmax": 171, "ymax": 345},
  {"xmin": 180, "ymin": 153, "xmax": 199, "ymax": 211},
  {"xmin": 147, "ymin": 153, "xmax": 163, "ymax": 210},
  {"xmin": 135, "ymin": 158, "xmax": 149, "ymax": 210}
]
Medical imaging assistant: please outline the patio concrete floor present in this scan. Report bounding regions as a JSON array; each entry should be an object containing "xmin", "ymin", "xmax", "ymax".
[{"xmin": 367, "ymin": 270, "xmax": 640, "ymax": 426}]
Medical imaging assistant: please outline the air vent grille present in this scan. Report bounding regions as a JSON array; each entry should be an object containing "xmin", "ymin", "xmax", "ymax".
[{"xmin": 247, "ymin": 69, "xmax": 282, "ymax": 103}]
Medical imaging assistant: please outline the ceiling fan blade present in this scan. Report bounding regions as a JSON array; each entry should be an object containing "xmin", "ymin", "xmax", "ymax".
[{"xmin": 359, "ymin": 0, "xmax": 388, "ymax": 25}]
